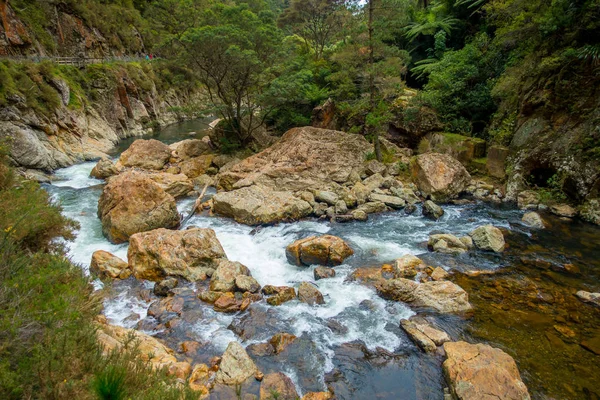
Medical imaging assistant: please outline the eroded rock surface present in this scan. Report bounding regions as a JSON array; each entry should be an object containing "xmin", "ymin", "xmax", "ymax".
[
  {"xmin": 97, "ymin": 171, "xmax": 180, "ymax": 243},
  {"xmin": 128, "ymin": 228, "xmax": 227, "ymax": 282},
  {"xmin": 411, "ymin": 153, "xmax": 471, "ymax": 202},
  {"xmin": 443, "ymin": 341, "xmax": 530, "ymax": 400},
  {"xmin": 286, "ymin": 235, "xmax": 354, "ymax": 266},
  {"xmin": 212, "ymin": 185, "xmax": 312, "ymax": 225}
]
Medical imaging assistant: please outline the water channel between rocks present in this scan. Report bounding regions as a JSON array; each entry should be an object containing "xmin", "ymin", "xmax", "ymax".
[{"xmin": 44, "ymin": 120, "xmax": 600, "ymax": 400}]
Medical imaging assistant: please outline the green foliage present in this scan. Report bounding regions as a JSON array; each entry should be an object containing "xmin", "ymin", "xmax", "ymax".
[
  {"xmin": 419, "ymin": 33, "xmax": 503, "ymax": 135},
  {"xmin": 92, "ymin": 366, "xmax": 127, "ymax": 400},
  {"xmin": 0, "ymin": 156, "xmax": 196, "ymax": 400}
]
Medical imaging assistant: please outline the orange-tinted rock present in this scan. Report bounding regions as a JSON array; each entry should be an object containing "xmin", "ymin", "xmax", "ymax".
[
  {"xmin": 443, "ymin": 341, "xmax": 530, "ymax": 400},
  {"xmin": 286, "ymin": 235, "xmax": 353, "ymax": 266},
  {"xmin": 411, "ymin": 153, "xmax": 471, "ymax": 202},
  {"xmin": 90, "ymin": 250, "xmax": 130, "ymax": 279},
  {"xmin": 269, "ymin": 333, "xmax": 297, "ymax": 354},
  {"xmin": 259, "ymin": 372, "xmax": 299, "ymax": 400},
  {"xmin": 128, "ymin": 228, "xmax": 227, "ymax": 282},
  {"xmin": 97, "ymin": 171, "xmax": 179, "ymax": 243},
  {"xmin": 117, "ymin": 139, "xmax": 171, "ymax": 170}
]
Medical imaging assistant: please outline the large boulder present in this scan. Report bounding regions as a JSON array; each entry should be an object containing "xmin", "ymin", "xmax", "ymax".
[
  {"xmin": 97, "ymin": 171, "xmax": 180, "ymax": 243},
  {"xmin": 376, "ymin": 278, "xmax": 472, "ymax": 313},
  {"xmin": 217, "ymin": 127, "xmax": 372, "ymax": 192},
  {"xmin": 128, "ymin": 228, "xmax": 228, "ymax": 282},
  {"xmin": 443, "ymin": 341, "xmax": 530, "ymax": 400},
  {"xmin": 90, "ymin": 250, "xmax": 130, "ymax": 279},
  {"xmin": 212, "ymin": 185, "xmax": 312, "ymax": 225},
  {"xmin": 215, "ymin": 341, "xmax": 259, "ymax": 385},
  {"xmin": 411, "ymin": 153, "xmax": 471, "ymax": 202},
  {"xmin": 286, "ymin": 235, "xmax": 354, "ymax": 266},
  {"xmin": 469, "ymin": 225, "xmax": 505, "ymax": 252},
  {"xmin": 117, "ymin": 139, "xmax": 171, "ymax": 170}
]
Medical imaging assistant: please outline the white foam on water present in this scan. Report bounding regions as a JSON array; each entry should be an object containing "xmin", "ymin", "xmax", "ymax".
[{"xmin": 52, "ymin": 161, "xmax": 104, "ymax": 189}]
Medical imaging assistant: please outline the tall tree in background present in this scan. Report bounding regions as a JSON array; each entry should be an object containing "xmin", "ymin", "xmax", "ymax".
[
  {"xmin": 181, "ymin": 3, "xmax": 283, "ymax": 145},
  {"xmin": 277, "ymin": 0, "xmax": 346, "ymax": 60}
]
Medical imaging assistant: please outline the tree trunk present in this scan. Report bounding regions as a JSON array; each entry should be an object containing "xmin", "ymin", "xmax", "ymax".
[{"xmin": 368, "ymin": 0, "xmax": 382, "ymax": 162}]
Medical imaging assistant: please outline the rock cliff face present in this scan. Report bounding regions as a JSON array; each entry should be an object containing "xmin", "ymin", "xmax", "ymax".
[
  {"xmin": 0, "ymin": 64, "xmax": 202, "ymax": 171},
  {"xmin": 0, "ymin": 0, "xmax": 142, "ymax": 57}
]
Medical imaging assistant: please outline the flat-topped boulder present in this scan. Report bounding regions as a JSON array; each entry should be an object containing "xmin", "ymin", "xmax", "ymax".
[
  {"xmin": 212, "ymin": 184, "xmax": 312, "ymax": 225},
  {"xmin": 376, "ymin": 278, "xmax": 472, "ymax": 313},
  {"xmin": 411, "ymin": 153, "xmax": 471, "ymax": 202},
  {"xmin": 217, "ymin": 126, "xmax": 372, "ymax": 192},
  {"xmin": 97, "ymin": 171, "xmax": 180, "ymax": 243},
  {"xmin": 128, "ymin": 228, "xmax": 227, "ymax": 282},
  {"xmin": 117, "ymin": 139, "xmax": 171, "ymax": 170},
  {"xmin": 443, "ymin": 341, "xmax": 530, "ymax": 400},
  {"xmin": 286, "ymin": 235, "xmax": 354, "ymax": 266}
]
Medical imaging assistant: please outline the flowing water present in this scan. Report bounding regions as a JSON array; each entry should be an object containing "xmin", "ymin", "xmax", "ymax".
[{"xmin": 44, "ymin": 120, "xmax": 600, "ymax": 399}]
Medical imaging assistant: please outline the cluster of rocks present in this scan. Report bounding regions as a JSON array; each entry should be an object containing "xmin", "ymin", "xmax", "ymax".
[
  {"xmin": 92, "ymin": 137, "xmax": 240, "ymax": 243},
  {"xmin": 350, "ymin": 254, "xmax": 472, "ymax": 314},
  {"xmin": 210, "ymin": 127, "xmax": 476, "ymax": 226},
  {"xmin": 97, "ymin": 316, "xmax": 330, "ymax": 399},
  {"xmin": 427, "ymin": 225, "xmax": 506, "ymax": 255}
]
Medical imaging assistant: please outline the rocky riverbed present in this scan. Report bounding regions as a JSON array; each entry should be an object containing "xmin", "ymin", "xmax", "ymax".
[{"xmin": 45, "ymin": 121, "xmax": 600, "ymax": 400}]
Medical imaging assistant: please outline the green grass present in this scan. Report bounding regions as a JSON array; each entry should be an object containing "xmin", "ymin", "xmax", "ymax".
[{"xmin": 0, "ymin": 149, "xmax": 197, "ymax": 400}]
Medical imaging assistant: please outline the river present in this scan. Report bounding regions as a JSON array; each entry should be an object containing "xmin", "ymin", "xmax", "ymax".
[{"xmin": 44, "ymin": 120, "xmax": 600, "ymax": 399}]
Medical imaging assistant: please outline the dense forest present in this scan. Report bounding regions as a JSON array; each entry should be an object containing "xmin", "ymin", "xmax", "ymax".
[{"xmin": 2, "ymin": 0, "xmax": 600, "ymax": 399}]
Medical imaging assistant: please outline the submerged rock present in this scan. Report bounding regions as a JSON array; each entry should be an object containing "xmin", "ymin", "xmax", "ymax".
[
  {"xmin": 97, "ymin": 171, "xmax": 180, "ymax": 243},
  {"xmin": 212, "ymin": 185, "xmax": 312, "ymax": 226},
  {"xmin": 469, "ymin": 225, "xmax": 505, "ymax": 252},
  {"xmin": 522, "ymin": 212, "xmax": 546, "ymax": 229},
  {"xmin": 286, "ymin": 235, "xmax": 354, "ymax": 266},
  {"xmin": 411, "ymin": 153, "xmax": 471, "ymax": 202},
  {"xmin": 90, "ymin": 250, "xmax": 130, "ymax": 280},
  {"xmin": 215, "ymin": 341, "xmax": 259, "ymax": 385},
  {"xmin": 260, "ymin": 372, "xmax": 299, "ymax": 400},
  {"xmin": 376, "ymin": 278, "xmax": 472, "ymax": 313},
  {"xmin": 117, "ymin": 139, "xmax": 171, "ymax": 170},
  {"xmin": 298, "ymin": 282, "xmax": 325, "ymax": 305},
  {"xmin": 443, "ymin": 341, "xmax": 530, "ymax": 400},
  {"xmin": 128, "ymin": 228, "xmax": 227, "ymax": 282}
]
